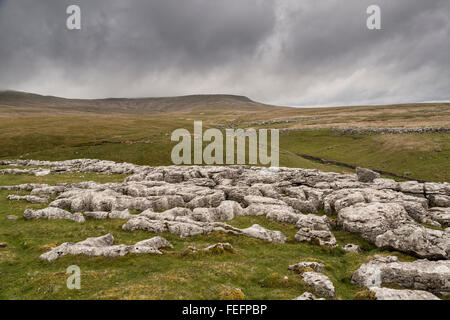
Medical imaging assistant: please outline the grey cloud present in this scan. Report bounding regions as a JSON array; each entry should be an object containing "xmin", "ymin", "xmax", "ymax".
[{"xmin": 0, "ymin": 0, "xmax": 449, "ymax": 106}]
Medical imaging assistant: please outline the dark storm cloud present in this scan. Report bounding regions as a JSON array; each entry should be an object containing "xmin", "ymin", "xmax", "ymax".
[{"xmin": 0, "ymin": 0, "xmax": 449, "ymax": 106}]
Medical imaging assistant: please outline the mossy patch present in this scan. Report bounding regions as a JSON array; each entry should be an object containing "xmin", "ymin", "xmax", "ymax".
[{"xmin": 219, "ymin": 287, "xmax": 246, "ymax": 300}]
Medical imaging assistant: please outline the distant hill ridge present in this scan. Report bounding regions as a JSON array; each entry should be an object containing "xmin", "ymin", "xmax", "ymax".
[{"xmin": 0, "ymin": 90, "xmax": 278, "ymax": 115}]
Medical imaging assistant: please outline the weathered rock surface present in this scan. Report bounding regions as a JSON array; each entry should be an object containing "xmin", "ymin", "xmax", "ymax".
[
  {"xmin": 7, "ymin": 194, "xmax": 49, "ymax": 204},
  {"xmin": 352, "ymin": 255, "xmax": 450, "ymax": 295},
  {"xmin": 241, "ymin": 224, "xmax": 287, "ymax": 243},
  {"xmin": 340, "ymin": 202, "xmax": 405, "ymax": 236},
  {"xmin": 0, "ymin": 168, "xmax": 50, "ymax": 176},
  {"xmin": 369, "ymin": 287, "xmax": 440, "ymax": 300},
  {"xmin": 293, "ymin": 292, "xmax": 325, "ymax": 300},
  {"xmin": 24, "ymin": 208, "xmax": 85, "ymax": 223},
  {"xmin": 40, "ymin": 234, "xmax": 172, "ymax": 262},
  {"xmin": 342, "ymin": 244, "xmax": 362, "ymax": 253},
  {"xmin": 84, "ymin": 209, "xmax": 135, "ymax": 220},
  {"xmin": 338, "ymin": 203, "xmax": 450, "ymax": 259},
  {"xmin": 301, "ymin": 272, "xmax": 335, "ymax": 298},
  {"xmin": 288, "ymin": 261, "xmax": 325, "ymax": 273},
  {"xmin": 0, "ymin": 183, "xmax": 51, "ymax": 191},
  {"xmin": 375, "ymin": 224, "xmax": 450, "ymax": 260},
  {"xmin": 429, "ymin": 195, "xmax": 450, "ymax": 208},
  {"xmin": 187, "ymin": 242, "xmax": 234, "ymax": 254},
  {"xmin": 1, "ymin": 158, "xmax": 449, "ymax": 262},
  {"xmin": 295, "ymin": 214, "xmax": 336, "ymax": 247},
  {"xmin": 429, "ymin": 207, "xmax": 450, "ymax": 226},
  {"xmin": 122, "ymin": 215, "xmax": 286, "ymax": 243},
  {"xmin": 356, "ymin": 167, "xmax": 380, "ymax": 183}
]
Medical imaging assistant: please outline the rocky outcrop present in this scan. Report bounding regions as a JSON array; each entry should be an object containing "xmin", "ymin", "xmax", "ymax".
[
  {"xmin": 7, "ymin": 194, "xmax": 49, "ymax": 204},
  {"xmin": 24, "ymin": 208, "xmax": 85, "ymax": 223},
  {"xmin": 328, "ymin": 126, "xmax": 450, "ymax": 135},
  {"xmin": 40, "ymin": 234, "xmax": 172, "ymax": 262},
  {"xmin": 369, "ymin": 287, "xmax": 440, "ymax": 300},
  {"xmin": 301, "ymin": 272, "xmax": 335, "ymax": 298},
  {"xmin": 352, "ymin": 255, "xmax": 450, "ymax": 295},
  {"xmin": 187, "ymin": 242, "xmax": 234, "ymax": 254},
  {"xmin": 356, "ymin": 167, "xmax": 380, "ymax": 183},
  {"xmin": 375, "ymin": 224, "xmax": 450, "ymax": 260},
  {"xmin": 288, "ymin": 261, "xmax": 325, "ymax": 273},
  {"xmin": 84, "ymin": 209, "xmax": 135, "ymax": 220},
  {"xmin": 0, "ymin": 168, "xmax": 50, "ymax": 176},
  {"xmin": 338, "ymin": 203, "xmax": 411, "ymax": 241},
  {"xmin": 293, "ymin": 292, "xmax": 325, "ymax": 300},
  {"xmin": 122, "ymin": 215, "xmax": 286, "ymax": 243},
  {"xmin": 186, "ymin": 201, "xmax": 244, "ymax": 221},
  {"xmin": 1, "ymin": 158, "xmax": 449, "ymax": 263},
  {"xmin": 280, "ymin": 126, "xmax": 450, "ymax": 135},
  {"xmin": 0, "ymin": 183, "xmax": 52, "ymax": 191},
  {"xmin": 295, "ymin": 214, "xmax": 337, "ymax": 247},
  {"xmin": 338, "ymin": 203, "xmax": 450, "ymax": 259},
  {"xmin": 429, "ymin": 207, "xmax": 450, "ymax": 226},
  {"xmin": 240, "ymin": 224, "xmax": 287, "ymax": 243}
]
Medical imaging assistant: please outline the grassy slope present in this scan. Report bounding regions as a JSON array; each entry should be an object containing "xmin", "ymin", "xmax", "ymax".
[
  {"xmin": 281, "ymin": 130, "xmax": 450, "ymax": 182},
  {"xmin": 0, "ymin": 172, "xmax": 418, "ymax": 300},
  {"xmin": 1, "ymin": 115, "xmax": 448, "ymax": 181},
  {"xmin": 0, "ymin": 92, "xmax": 448, "ymax": 180},
  {"xmin": 0, "ymin": 94, "xmax": 449, "ymax": 299},
  {"xmin": 0, "ymin": 114, "xmax": 350, "ymax": 173}
]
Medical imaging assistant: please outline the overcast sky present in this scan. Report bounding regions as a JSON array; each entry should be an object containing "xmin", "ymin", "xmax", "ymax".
[{"xmin": 0, "ymin": 0, "xmax": 449, "ymax": 106}]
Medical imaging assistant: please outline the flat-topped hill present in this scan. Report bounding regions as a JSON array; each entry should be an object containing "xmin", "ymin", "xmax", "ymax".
[{"xmin": 0, "ymin": 90, "xmax": 284, "ymax": 115}]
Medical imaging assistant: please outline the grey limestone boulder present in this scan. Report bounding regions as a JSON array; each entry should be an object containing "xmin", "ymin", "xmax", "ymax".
[
  {"xmin": 369, "ymin": 287, "xmax": 440, "ymax": 300},
  {"xmin": 24, "ymin": 207, "xmax": 85, "ymax": 223},
  {"xmin": 356, "ymin": 167, "xmax": 380, "ymax": 183},
  {"xmin": 288, "ymin": 261, "xmax": 325, "ymax": 273},
  {"xmin": 40, "ymin": 234, "xmax": 173, "ymax": 262},
  {"xmin": 352, "ymin": 255, "xmax": 450, "ymax": 295},
  {"xmin": 301, "ymin": 272, "xmax": 335, "ymax": 298},
  {"xmin": 293, "ymin": 292, "xmax": 325, "ymax": 300},
  {"xmin": 7, "ymin": 194, "xmax": 49, "ymax": 204}
]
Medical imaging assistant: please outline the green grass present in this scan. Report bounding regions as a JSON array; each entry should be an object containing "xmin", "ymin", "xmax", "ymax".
[
  {"xmin": 0, "ymin": 113, "xmax": 449, "ymax": 299},
  {"xmin": 1, "ymin": 115, "xmax": 449, "ymax": 181},
  {"xmin": 280, "ymin": 129, "xmax": 450, "ymax": 182},
  {"xmin": 2, "ymin": 116, "xmax": 448, "ymax": 181},
  {"xmin": 0, "ymin": 171, "xmax": 424, "ymax": 300}
]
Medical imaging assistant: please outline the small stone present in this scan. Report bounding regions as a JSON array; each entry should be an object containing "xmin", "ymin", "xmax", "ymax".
[
  {"xmin": 342, "ymin": 243, "xmax": 362, "ymax": 253},
  {"xmin": 0, "ymin": 242, "xmax": 8, "ymax": 248},
  {"xmin": 34, "ymin": 169, "xmax": 51, "ymax": 176},
  {"xmin": 203, "ymin": 242, "xmax": 233, "ymax": 252}
]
